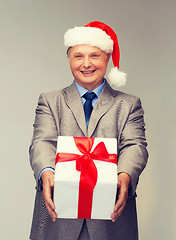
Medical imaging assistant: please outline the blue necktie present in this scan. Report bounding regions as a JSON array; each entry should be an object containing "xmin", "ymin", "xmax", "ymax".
[{"xmin": 83, "ymin": 92, "xmax": 96, "ymax": 127}]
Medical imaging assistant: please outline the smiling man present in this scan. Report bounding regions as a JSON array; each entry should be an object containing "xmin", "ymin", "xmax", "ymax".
[
  {"xmin": 68, "ymin": 45, "xmax": 110, "ymax": 91},
  {"xmin": 29, "ymin": 21, "xmax": 148, "ymax": 240}
]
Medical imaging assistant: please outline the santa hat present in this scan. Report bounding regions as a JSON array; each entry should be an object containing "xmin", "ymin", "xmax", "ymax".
[{"xmin": 64, "ymin": 21, "xmax": 127, "ymax": 88}]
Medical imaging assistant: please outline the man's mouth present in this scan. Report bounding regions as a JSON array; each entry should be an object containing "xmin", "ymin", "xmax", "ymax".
[{"xmin": 81, "ymin": 70, "xmax": 96, "ymax": 74}]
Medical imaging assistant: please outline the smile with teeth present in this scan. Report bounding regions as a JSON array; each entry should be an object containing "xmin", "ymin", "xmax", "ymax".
[{"xmin": 81, "ymin": 70, "xmax": 96, "ymax": 74}]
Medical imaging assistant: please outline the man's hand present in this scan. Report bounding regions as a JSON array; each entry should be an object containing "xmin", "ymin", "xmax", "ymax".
[
  {"xmin": 41, "ymin": 170, "xmax": 57, "ymax": 222},
  {"xmin": 111, "ymin": 172, "xmax": 131, "ymax": 222}
]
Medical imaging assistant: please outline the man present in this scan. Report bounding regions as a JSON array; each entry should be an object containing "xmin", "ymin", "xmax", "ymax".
[{"xmin": 29, "ymin": 21, "xmax": 148, "ymax": 240}]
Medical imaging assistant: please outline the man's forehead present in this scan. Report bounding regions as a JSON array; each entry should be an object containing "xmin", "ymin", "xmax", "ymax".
[{"xmin": 68, "ymin": 45, "xmax": 105, "ymax": 54}]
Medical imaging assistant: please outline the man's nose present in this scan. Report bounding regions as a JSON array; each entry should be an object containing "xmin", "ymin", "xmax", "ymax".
[{"xmin": 83, "ymin": 57, "xmax": 91, "ymax": 68}]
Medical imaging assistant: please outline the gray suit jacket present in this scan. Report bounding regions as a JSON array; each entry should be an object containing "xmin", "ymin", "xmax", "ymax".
[{"xmin": 29, "ymin": 81, "xmax": 148, "ymax": 240}]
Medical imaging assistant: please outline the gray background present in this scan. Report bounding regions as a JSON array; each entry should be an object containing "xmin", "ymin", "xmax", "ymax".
[{"xmin": 0, "ymin": 0, "xmax": 175, "ymax": 239}]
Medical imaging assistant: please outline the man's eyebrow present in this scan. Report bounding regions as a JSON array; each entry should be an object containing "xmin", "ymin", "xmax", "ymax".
[
  {"xmin": 91, "ymin": 52, "xmax": 100, "ymax": 55},
  {"xmin": 73, "ymin": 52, "xmax": 83, "ymax": 55}
]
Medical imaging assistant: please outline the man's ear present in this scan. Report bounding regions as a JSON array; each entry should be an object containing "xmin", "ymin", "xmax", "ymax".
[
  {"xmin": 67, "ymin": 47, "xmax": 72, "ymax": 58},
  {"xmin": 106, "ymin": 53, "xmax": 111, "ymax": 63}
]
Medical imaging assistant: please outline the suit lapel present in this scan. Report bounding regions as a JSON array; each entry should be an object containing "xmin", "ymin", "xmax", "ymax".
[
  {"xmin": 88, "ymin": 82, "xmax": 118, "ymax": 137},
  {"xmin": 63, "ymin": 82, "xmax": 87, "ymax": 136}
]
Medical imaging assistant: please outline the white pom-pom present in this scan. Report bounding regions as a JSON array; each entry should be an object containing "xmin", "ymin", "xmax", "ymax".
[{"xmin": 107, "ymin": 67, "xmax": 127, "ymax": 88}]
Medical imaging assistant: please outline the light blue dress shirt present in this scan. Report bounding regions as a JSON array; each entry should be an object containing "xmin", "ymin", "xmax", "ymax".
[
  {"xmin": 39, "ymin": 79, "xmax": 106, "ymax": 185},
  {"xmin": 74, "ymin": 78, "xmax": 105, "ymax": 107}
]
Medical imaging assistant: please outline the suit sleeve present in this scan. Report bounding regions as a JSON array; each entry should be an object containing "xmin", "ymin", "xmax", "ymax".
[
  {"xmin": 118, "ymin": 98, "xmax": 148, "ymax": 195},
  {"xmin": 29, "ymin": 93, "xmax": 58, "ymax": 190}
]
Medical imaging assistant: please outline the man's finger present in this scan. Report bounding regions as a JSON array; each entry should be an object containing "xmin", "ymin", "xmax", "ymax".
[
  {"xmin": 111, "ymin": 201, "xmax": 126, "ymax": 222},
  {"xmin": 111, "ymin": 173, "xmax": 130, "ymax": 222},
  {"xmin": 44, "ymin": 188, "xmax": 57, "ymax": 221},
  {"xmin": 41, "ymin": 171, "xmax": 57, "ymax": 221},
  {"xmin": 45, "ymin": 200, "xmax": 57, "ymax": 221}
]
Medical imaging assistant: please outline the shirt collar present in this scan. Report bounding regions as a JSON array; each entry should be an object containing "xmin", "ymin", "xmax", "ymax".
[{"xmin": 74, "ymin": 79, "xmax": 105, "ymax": 97}]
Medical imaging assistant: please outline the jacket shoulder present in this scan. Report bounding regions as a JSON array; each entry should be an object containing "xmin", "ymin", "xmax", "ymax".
[
  {"xmin": 111, "ymin": 89, "xmax": 143, "ymax": 113},
  {"xmin": 117, "ymin": 90, "xmax": 139, "ymax": 101},
  {"xmin": 105, "ymin": 82, "xmax": 140, "ymax": 104},
  {"xmin": 110, "ymin": 88, "xmax": 141, "ymax": 106},
  {"xmin": 39, "ymin": 83, "xmax": 75, "ymax": 101},
  {"xmin": 38, "ymin": 86, "xmax": 70, "ymax": 103},
  {"xmin": 40, "ymin": 89, "xmax": 63, "ymax": 98}
]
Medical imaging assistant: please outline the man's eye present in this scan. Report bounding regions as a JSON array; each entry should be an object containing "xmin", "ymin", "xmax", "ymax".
[
  {"xmin": 75, "ymin": 55, "xmax": 82, "ymax": 58},
  {"xmin": 91, "ymin": 54, "xmax": 99, "ymax": 58}
]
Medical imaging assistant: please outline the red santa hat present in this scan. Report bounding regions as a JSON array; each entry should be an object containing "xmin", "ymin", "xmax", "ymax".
[{"xmin": 64, "ymin": 21, "xmax": 127, "ymax": 88}]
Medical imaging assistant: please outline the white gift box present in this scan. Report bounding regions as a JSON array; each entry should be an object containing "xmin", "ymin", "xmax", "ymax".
[{"xmin": 54, "ymin": 136, "xmax": 118, "ymax": 219}]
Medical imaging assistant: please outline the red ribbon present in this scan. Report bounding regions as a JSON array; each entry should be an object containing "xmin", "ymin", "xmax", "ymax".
[{"xmin": 55, "ymin": 137, "xmax": 117, "ymax": 219}]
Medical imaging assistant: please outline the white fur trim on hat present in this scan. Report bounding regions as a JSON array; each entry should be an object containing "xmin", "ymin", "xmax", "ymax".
[
  {"xmin": 64, "ymin": 26, "xmax": 114, "ymax": 53},
  {"xmin": 108, "ymin": 67, "xmax": 127, "ymax": 88}
]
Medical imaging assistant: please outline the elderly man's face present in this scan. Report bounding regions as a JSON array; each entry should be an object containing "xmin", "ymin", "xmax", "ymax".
[{"xmin": 68, "ymin": 45, "xmax": 110, "ymax": 91}]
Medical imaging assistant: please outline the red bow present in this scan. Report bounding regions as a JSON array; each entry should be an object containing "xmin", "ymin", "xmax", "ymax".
[{"xmin": 55, "ymin": 137, "xmax": 117, "ymax": 219}]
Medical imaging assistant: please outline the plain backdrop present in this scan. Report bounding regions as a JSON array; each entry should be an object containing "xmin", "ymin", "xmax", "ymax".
[{"xmin": 0, "ymin": 0, "xmax": 175, "ymax": 239}]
